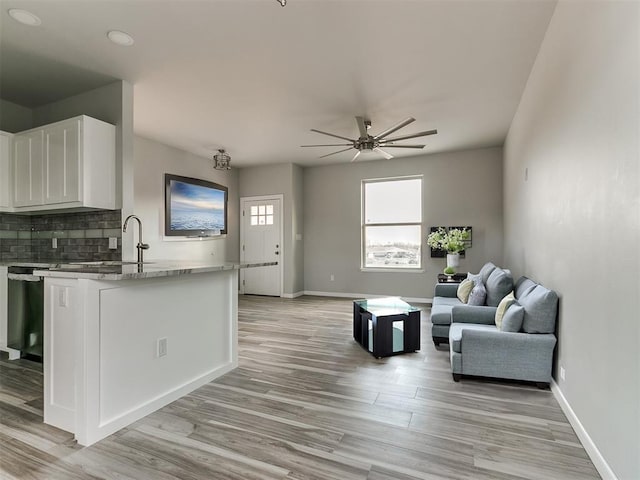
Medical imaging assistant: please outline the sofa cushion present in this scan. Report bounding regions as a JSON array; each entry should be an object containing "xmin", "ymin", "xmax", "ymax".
[
  {"xmin": 494, "ymin": 292, "xmax": 515, "ymax": 329},
  {"xmin": 485, "ymin": 268, "xmax": 514, "ymax": 307},
  {"xmin": 431, "ymin": 304, "xmax": 455, "ymax": 325},
  {"xmin": 449, "ymin": 323, "xmax": 497, "ymax": 353},
  {"xmin": 467, "ymin": 281, "xmax": 487, "ymax": 306},
  {"xmin": 433, "ymin": 296, "xmax": 461, "ymax": 307},
  {"xmin": 519, "ymin": 285, "xmax": 559, "ymax": 333},
  {"xmin": 456, "ymin": 278, "xmax": 474, "ymax": 303},
  {"xmin": 501, "ymin": 302, "xmax": 525, "ymax": 332},
  {"xmin": 478, "ymin": 262, "xmax": 497, "ymax": 285},
  {"xmin": 514, "ymin": 276, "xmax": 537, "ymax": 300}
]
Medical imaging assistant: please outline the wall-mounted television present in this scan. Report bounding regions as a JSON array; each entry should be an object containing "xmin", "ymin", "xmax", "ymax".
[{"xmin": 164, "ymin": 174, "xmax": 228, "ymax": 237}]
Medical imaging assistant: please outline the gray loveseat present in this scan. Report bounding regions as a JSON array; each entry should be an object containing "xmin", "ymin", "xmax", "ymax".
[
  {"xmin": 449, "ymin": 276, "xmax": 559, "ymax": 388},
  {"xmin": 431, "ymin": 262, "xmax": 514, "ymax": 345}
]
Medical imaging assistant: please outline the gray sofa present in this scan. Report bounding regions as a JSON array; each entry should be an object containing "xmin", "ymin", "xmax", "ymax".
[
  {"xmin": 431, "ymin": 262, "xmax": 514, "ymax": 345},
  {"xmin": 449, "ymin": 276, "xmax": 559, "ymax": 388}
]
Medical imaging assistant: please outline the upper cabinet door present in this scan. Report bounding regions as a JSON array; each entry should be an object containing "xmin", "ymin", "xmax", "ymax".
[
  {"xmin": 44, "ymin": 119, "xmax": 81, "ymax": 205},
  {"xmin": 13, "ymin": 130, "xmax": 44, "ymax": 207}
]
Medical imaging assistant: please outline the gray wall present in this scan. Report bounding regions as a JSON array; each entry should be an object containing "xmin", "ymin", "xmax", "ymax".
[
  {"xmin": 503, "ymin": 2, "xmax": 639, "ymax": 478},
  {"xmin": 238, "ymin": 163, "xmax": 304, "ymax": 296},
  {"xmin": 303, "ymin": 147, "xmax": 504, "ymax": 299},
  {"xmin": 0, "ymin": 99, "xmax": 32, "ymax": 132},
  {"xmin": 133, "ymin": 136, "xmax": 239, "ymax": 262}
]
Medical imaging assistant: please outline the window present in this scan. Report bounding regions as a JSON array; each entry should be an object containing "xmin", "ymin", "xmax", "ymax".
[
  {"xmin": 362, "ymin": 176, "xmax": 422, "ymax": 269},
  {"xmin": 250, "ymin": 204, "xmax": 274, "ymax": 226}
]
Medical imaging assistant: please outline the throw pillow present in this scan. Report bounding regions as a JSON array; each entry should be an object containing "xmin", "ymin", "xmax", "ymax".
[
  {"xmin": 456, "ymin": 278, "xmax": 474, "ymax": 303},
  {"xmin": 494, "ymin": 291, "xmax": 515, "ymax": 329},
  {"xmin": 467, "ymin": 281, "xmax": 487, "ymax": 306},
  {"xmin": 501, "ymin": 302, "xmax": 525, "ymax": 332}
]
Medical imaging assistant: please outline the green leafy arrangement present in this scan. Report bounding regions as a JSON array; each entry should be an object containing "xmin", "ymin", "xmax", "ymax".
[{"xmin": 427, "ymin": 227, "xmax": 470, "ymax": 254}]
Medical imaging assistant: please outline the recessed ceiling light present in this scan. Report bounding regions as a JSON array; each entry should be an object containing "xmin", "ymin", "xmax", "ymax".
[
  {"xmin": 107, "ymin": 30, "xmax": 134, "ymax": 47},
  {"xmin": 8, "ymin": 8, "xmax": 42, "ymax": 26}
]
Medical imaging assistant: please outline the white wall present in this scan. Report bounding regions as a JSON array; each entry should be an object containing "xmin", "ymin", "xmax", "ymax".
[
  {"xmin": 504, "ymin": 2, "xmax": 639, "ymax": 479},
  {"xmin": 0, "ymin": 99, "xmax": 33, "ymax": 132},
  {"xmin": 238, "ymin": 163, "xmax": 304, "ymax": 295},
  {"xmin": 303, "ymin": 147, "xmax": 504, "ymax": 299},
  {"xmin": 133, "ymin": 136, "xmax": 239, "ymax": 262}
]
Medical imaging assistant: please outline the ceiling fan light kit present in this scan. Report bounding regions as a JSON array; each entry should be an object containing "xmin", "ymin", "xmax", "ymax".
[{"xmin": 302, "ymin": 116, "xmax": 437, "ymax": 162}]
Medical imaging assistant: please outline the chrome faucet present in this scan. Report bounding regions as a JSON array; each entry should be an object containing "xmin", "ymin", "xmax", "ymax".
[{"xmin": 123, "ymin": 214, "xmax": 149, "ymax": 263}]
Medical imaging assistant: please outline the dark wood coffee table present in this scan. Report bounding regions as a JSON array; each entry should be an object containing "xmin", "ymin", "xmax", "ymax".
[{"xmin": 353, "ymin": 297, "xmax": 421, "ymax": 358}]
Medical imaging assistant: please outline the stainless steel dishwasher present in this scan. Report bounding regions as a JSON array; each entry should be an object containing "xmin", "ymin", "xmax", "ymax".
[{"xmin": 7, "ymin": 266, "xmax": 45, "ymax": 360}]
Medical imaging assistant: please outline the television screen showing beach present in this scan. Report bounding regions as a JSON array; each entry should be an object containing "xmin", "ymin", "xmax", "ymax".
[{"xmin": 170, "ymin": 180, "xmax": 225, "ymax": 231}]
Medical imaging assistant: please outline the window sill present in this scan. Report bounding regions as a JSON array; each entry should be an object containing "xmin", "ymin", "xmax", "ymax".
[{"xmin": 361, "ymin": 267, "xmax": 425, "ymax": 273}]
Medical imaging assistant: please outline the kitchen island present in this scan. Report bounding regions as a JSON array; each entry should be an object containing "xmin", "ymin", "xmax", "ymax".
[{"xmin": 34, "ymin": 260, "xmax": 274, "ymax": 447}]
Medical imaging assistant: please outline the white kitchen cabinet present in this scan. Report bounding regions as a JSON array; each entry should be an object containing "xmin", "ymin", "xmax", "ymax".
[
  {"xmin": 44, "ymin": 118, "xmax": 81, "ymax": 205},
  {"xmin": 13, "ymin": 129, "xmax": 44, "ymax": 207},
  {"xmin": 11, "ymin": 115, "xmax": 116, "ymax": 212},
  {"xmin": 0, "ymin": 131, "xmax": 12, "ymax": 210}
]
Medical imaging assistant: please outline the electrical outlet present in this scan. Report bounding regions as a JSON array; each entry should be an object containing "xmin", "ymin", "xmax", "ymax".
[
  {"xmin": 560, "ymin": 366, "xmax": 566, "ymax": 381},
  {"xmin": 52, "ymin": 237, "xmax": 58, "ymax": 249},
  {"xmin": 157, "ymin": 338, "xmax": 168, "ymax": 357},
  {"xmin": 108, "ymin": 237, "xmax": 118, "ymax": 249},
  {"xmin": 330, "ymin": 274, "xmax": 335, "ymax": 281}
]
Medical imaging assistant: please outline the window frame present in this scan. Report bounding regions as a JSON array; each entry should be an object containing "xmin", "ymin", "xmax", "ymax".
[{"xmin": 361, "ymin": 175, "xmax": 424, "ymax": 272}]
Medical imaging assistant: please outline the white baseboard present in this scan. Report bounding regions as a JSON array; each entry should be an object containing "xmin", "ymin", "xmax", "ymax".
[
  {"xmin": 303, "ymin": 290, "xmax": 431, "ymax": 305},
  {"xmin": 282, "ymin": 291, "xmax": 304, "ymax": 298},
  {"xmin": 551, "ymin": 379, "xmax": 618, "ymax": 480}
]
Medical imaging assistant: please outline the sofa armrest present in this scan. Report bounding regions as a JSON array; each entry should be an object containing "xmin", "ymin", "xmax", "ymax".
[
  {"xmin": 434, "ymin": 283, "xmax": 458, "ymax": 298},
  {"xmin": 451, "ymin": 305, "xmax": 497, "ymax": 325},
  {"xmin": 460, "ymin": 330, "xmax": 557, "ymax": 382}
]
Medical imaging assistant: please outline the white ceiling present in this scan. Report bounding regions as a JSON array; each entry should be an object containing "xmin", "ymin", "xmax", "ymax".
[{"xmin": 0, "ymin": 0, "xmax": 557, "ymax": 167}]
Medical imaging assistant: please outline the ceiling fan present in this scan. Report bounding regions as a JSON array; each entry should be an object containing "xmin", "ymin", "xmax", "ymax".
[{"xmin": 301, "ymin": 116, "xmax": 437, "ymax": 162}]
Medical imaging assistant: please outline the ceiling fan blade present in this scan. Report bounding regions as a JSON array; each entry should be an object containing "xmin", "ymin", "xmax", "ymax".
[
  {"xmin": 382, "ymin": 129, "xmax": 438, "ymax": 143},
  {"xmin": 310, "ymin": 129, "xmax": 355, "ymax": 142},
  {"xmin": 301, "ymin": 143, "xmax": 353, "ymax": 147},
  {"xmin": 319, "ymin": 147, "xmax": 354, "ymax": 159},
  {"xmin": 351, "ymin": 151, "xmax": 361, "ymax": 162},
  {"xmin": 355, "ymin": 116, "xmax": 368, "ymax": 138},
  {"xmin": 373, "ymin": 147, "xmax": 394, "ymax": 160},
  {"xmin": 374, "ymin": 117, "xmax": 415, "ymax": 140},
  {"xmin": 377, "ymin": 144, "xmax": 426, "ymax": 149}
]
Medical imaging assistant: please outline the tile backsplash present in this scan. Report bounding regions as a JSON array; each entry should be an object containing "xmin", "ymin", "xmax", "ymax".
[{"xmin": 0, "ymin": 210, "xmax": 122, "ymax": 262}]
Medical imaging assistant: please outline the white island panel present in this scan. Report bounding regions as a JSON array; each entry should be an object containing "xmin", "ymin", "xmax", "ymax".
[
  {"xmin": 44, "ymin": 267, "xmax": 239, "ymax": 446},
  {"xmin": 97, "ymin": 273, "xmax": 233, "ymax": 425}
]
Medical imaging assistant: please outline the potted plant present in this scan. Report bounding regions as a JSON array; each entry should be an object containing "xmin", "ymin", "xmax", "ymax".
[{"xmin": 427, "ymin": 227, "xmax": 470, "ymax": 268}]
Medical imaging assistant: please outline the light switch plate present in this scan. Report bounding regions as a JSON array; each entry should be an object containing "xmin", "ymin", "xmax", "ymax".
[
  {"xmin": 109, "ymin": 237, "xmax": 118, "ymax": 249},
  {"xmin": 52, "ymin": 237, "xmax": 58, "ymax": 249}
]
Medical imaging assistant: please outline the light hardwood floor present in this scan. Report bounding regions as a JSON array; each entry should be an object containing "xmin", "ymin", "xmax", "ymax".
[{"xmin": 0, "ymin": 295, "xmax": 600, "ymax": 479}]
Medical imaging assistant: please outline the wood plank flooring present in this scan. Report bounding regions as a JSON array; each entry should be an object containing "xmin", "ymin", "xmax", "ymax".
[{"xmin": 0, "ymin": 295, "xmax": 600, "ymax": 479}]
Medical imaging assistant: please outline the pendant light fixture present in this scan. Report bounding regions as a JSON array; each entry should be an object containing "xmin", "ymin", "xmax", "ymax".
[{"xmin": 213, "ymin": 149, "xmax": 231, "ymax": 170}]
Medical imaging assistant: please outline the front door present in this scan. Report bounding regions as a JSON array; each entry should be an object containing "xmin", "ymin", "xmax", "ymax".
[{"xmin": 240, "ymin": 196, "xmax": 282, "ymax": 296}]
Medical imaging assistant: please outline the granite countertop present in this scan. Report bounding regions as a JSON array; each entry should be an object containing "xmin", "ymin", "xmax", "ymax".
[
  {"xmin": 0, "ymin": 259, "xmax": 72, "ymax": 268},
  {"xmin": 16, "ymin": 260, "xmax": 277, "ymax": 281}
]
